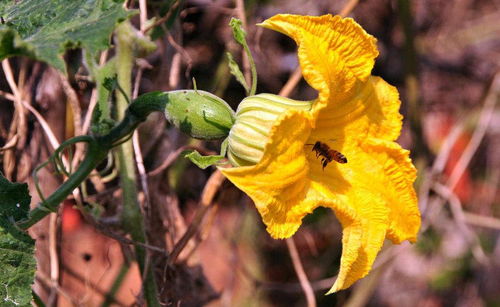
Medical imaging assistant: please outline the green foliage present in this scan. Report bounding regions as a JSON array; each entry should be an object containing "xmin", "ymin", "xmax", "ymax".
[
  {"xmin": 94, "ymin": 58, "xmax": 117, "ymax": 121},
  {"xmin": 0, "ymin": 0, "xmax": 135, "ymax": 72},
  {"xmin": 226, "ymin": 52, "xmax": 249, "ymax": 93},
  {"xmin": 430, "ymin": 253, "xmax": 473, "ymax": 291},
  {"xmin": 228, "ymin": 18, "xmax": 257, "ymax": 96},
  {"xmin": 0, "ymin": 174, "xmax": 31, "ymax": 223},
  {"xmin": 183, "ymin": 150, "xmax": 225, "ymax": 169},
  {"xmin": 220, "ymin": 137, "xmax": 229, "ymax": 157},
  {"xmin": 415, "ymin": 227, "xmax": 442, "ymax": 255},
  {"xmin": 0, "ymin": 173, "xmax": 35, "ymax": 306},
  {"xmin": 229, "ymin": 18, "xmax": 246, "ymax": 45},
  {"xmin": 0, "ymin": 227, "xmax": 36, "ymax": 307},
  {"xmin": 0, "ymin": 173, "xmax": 32, "ymax": 242},
  {"xmin": 90, "ymin": 106, "xmax": 116, "ymax": 136}
]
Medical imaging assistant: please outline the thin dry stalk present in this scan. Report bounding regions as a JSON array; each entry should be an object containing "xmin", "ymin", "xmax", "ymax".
[
  {"xmin": 2, "ymin": 59, "xmax": 27, "ymax": 148},
  {"xmin": 446, "ymin": 72, "xmax": 500, "ymax": 191},
  {"xmin": 81, "ymin": 215, "xmax": 169, "ymax": 255},
  {"xmin": 432, "ymin": 183, "xmax": 489, "ymax": 265},
  {"xmin": 169, "ymin": 53, "xmax": 182, "ymax": 89},
  {"xmin": 419, "ymin": 123, "xmax": 465, "ymax": 215},
  {"xmin": 286, "ymin": 237, "xmax": 316, "ymax": 307},
  {"xmin": 339, "ymin": 0, "xmax": 359, "ymax": 17},
  {"xmin": 48, "ymin": 213, "xmax": 59, "ymax": 280},
  {"xmin": 139, "ymin": 0, "xmax": 148, "ymax": 32},
  {"xmin": 133, "ymin": 132, "xmax": 150, "ymax": 215},
  {"xmin": 463, "ymin": 212, "xmax": 500, "ymax": 230},
  {"xmin": 36, "ymin": 270, "xmax": 79, "ymax": 306},
  {"xmin": 0, "ymin": 93, "xmax": 84, "ymax": 207},
  {"xmin": 59, "ymin": 73, "xmax": 83, "ymax": 137},
  {"xmin": 278, "ymin": 68, "xmax": 303, "ymax": 98},
  {"xmin": 234, "ymin": 0, "xmax": 251, "ymax": 86},
  {"xmin": 0, "ymin": 134, "xmax": 18, "ymax": 152},
  {"xmin": 2, "ymin": 59, "xmax": 27, "ymax": 179},
  {"xmin": 142, "ymin": 0, "xmax": 181, "ymax": 34},
  {"xmin": 167, "ymin": 33, "xmax": 193, "ymax": 73},
  {"xmin": 168, "ymin": 170, "xmax": 225, "ymax": 265},
  {"xmin": 147, "ymin": 145, "xmax": 215, "ymax": 177},
  {"xmin": 81, "ymin": 88, "xmax": 98, "ymax": 135},
  {"xmin": 59, "ymin": 73, "xmax": 85, "ymax": 172},
  {"xmin": 82, "ymin": 50, "xmax": 108, "ymax": 135},
  {"xmin": 60, "ymin": 264, "xmax": 129, "ymax": 307},
  {"xmin": 48, "ymin": 213, "xmax": 60, "ymax": 304},
  {"xmin": 181, "ymin": 203, "xmax": 219, "ymax": 260},
  {"xmin": 0, "ymin": 92, "xmax": 67, "ymax": 162},
  {"xmin": 131, "ymin": 58, "xmax": 151, "ymax": 218}
]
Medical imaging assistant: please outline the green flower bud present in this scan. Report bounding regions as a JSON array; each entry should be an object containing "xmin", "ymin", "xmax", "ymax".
[
  {"xmin": 227, "ymin": 94, "xmax": 312, "ymax": 166},
  {"xmin": 165, "ymin": 90, "xmax": 235, "ymax": 140}
]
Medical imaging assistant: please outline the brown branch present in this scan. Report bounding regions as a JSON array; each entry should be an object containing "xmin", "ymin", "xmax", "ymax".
[
  {"xmin": 339, "ymin": 0, "xmax": 359, "ymax": 17},
  {"xmin": 446, "ymin": 72, "xmax": 500, "ymax": 191},
  {"xmin": 286, "ymin": 237, "xmax": 316, "ymax": 307},
  {"xmin": 142, "ymin": 0, "xmax": 181, "ymax": 34},
  {"xmin": 432, "ymin": 183, "xmax": 489, "ymax": 265},
  {"xmin": 167, "ymin": 170, "xmax": 225, "ymax": 265}
]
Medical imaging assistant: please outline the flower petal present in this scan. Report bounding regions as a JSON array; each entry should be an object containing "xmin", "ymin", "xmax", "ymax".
[
  {"xmin": 360, "ymin": 138, "xmax": 421, "ymax": 243},
  {"xmin": 313, "ymin": 76, "xmax": 403, "ymax": 143},
  {"xmin": 259, "ymin": 14, "xmax": 378, "ymax": 102},
  {"xmin": 304, "ymin": 137, "xmax": 420, "ymax": 291},
  {"xmin": 327, "ymin": 219, "xmax": 387, "ymax": 293},
  {"xmin": 219, "ymin": 110, "xmax": 314, "ymax": 238}
]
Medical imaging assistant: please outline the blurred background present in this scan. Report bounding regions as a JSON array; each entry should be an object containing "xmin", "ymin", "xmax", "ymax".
[{"xmin": 1, "ymin": 0, "xmax": 500, "ymax": 306}]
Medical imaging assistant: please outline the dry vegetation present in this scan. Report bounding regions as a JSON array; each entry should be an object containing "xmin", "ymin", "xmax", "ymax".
[{"xmin": 1, "ymin": 0, "xmax": 500, "ymax": 306}]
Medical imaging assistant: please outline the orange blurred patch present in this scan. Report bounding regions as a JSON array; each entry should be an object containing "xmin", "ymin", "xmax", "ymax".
[{"xmin": 61, "ymin": 200, "xmax": 82, "ymax": 233}]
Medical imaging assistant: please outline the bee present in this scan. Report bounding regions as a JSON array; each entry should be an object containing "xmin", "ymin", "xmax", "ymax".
[{"xmin": 306, "ymin": 141, "xmax": 347, "ymax": 169}]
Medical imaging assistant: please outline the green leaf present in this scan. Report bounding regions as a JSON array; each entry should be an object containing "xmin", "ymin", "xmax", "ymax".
[
  {"xmin": 228, "ymin": 17, "xmax": 257, "ymax": 96},
  {"xmin": 0, "ymin": 173, "xmax": 35, "ymax": 307},
  {"xmin": 220, "ymin": 137, "xmax": 229, "ymax": 157},
  {"xmin": 102, "ymin": 75, "xmax": 119, "ymax": 93},
  {"xmin": 91, "ymin": 57, "xmax": 117, "ymax": 131},
  {"xmin": 226, "ymin": 52, "xmax": 249, "ymax": 93},
  {"xmin": 183, "ymin": 150, "xmax": 225, "ymax": 169},
  {"xmin": 229, "ymin": 17, "xmax": 246, "ymax": 45},
  {"xmin": 0, "ymin": 227, "xmax": 36, "ymax": 307},
  {"xmin": 0, "ymin": 0, "xmax": 135, "ymax": 72},
  {"xmin": 0, "ymin": 174, "xmax": 31, "ymax": 223}
]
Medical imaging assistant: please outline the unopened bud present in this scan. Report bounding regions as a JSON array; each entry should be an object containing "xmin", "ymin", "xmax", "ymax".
[{"xmin": 165, "ymin": 90, "xmax": 235, "ymax": 140}]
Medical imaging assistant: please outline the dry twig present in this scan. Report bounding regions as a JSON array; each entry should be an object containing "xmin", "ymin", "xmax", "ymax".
[
  {"xmin": 36, "ymin": 270, "xmax": 79, "ymax": 306},
  {"xmin": 147, "ymin": 145, "xmax": 215, "ymax": 177},
  {"xmin": 432, "ymin": 183, "xmax": 489, "ymax": 265},
  {"xmin": 286, "ymin": 237, "xmax": 316, "ymax": 307},
  {"xmin": 446, "ymin": 72, "xmax": 500, "ymax": 191},
  {"xmin": 168, "ymin": 170, "xmax": 225, "ymax": 265}
]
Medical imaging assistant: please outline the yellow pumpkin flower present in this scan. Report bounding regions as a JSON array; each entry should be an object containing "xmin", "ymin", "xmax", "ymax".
[{"xmin": 220, "ymin": 14, "xmax": 421, "ymax": 293}]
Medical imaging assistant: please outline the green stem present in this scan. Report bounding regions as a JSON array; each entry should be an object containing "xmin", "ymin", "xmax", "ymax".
[
  {"xmin": 242, "ymin": 42, "xmax": 257, "ymax": 96},
  {"xmin": 18, "ymin": 136, "xmax": 102, "ymax": 229},
  {"xmin": 115, "ymin": 21, "xmax": 159, "ymax": 306},
  {"xmin": 17, "ymin": 92, "xmax": 168, "ymax": 230}
]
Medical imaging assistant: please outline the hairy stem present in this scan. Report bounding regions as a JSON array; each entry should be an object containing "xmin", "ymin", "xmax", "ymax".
[{"xmin": 115, "ymin": 21, "xmax": 159, "ymax": 306}]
